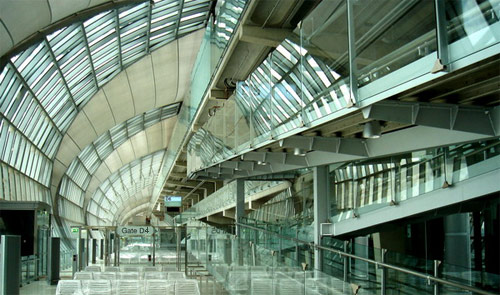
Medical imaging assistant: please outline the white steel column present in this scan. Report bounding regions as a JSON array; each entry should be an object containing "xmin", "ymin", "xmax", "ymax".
[{"xmin": 314, "ymin": 165, "xmax": 330, "ymax": 270}]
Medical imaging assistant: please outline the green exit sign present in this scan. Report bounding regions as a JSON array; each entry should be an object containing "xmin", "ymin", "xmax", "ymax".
[{"xmin": 71, "ymin": 227, "xmax": 79, "ymax": 233}]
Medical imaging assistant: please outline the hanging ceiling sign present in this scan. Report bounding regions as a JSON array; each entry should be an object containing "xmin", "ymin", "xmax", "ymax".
[{"xmin": 117, "ymin": 226, "xmax": 154, "ymax": 236}]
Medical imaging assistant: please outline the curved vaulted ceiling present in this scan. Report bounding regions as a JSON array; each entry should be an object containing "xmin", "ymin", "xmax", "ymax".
[
  {"xmin": 58, "ymin": 104, "xmax": 179, "ymax": 225},
  {"xmin": 0, "ymin": 0, "xmax": 211, "ymax": 227},
  {"xmin": 86, "ymin": 150, "xmax": 166, "ymax": 226},
  {"xmin": 0, "ymin": 0, "xmax": 113, "ymax": 57}
]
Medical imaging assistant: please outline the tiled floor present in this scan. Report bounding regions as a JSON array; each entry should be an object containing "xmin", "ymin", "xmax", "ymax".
[{"xmin": 20, "ymin": 280, "xmax": 57, "ymax": 295}]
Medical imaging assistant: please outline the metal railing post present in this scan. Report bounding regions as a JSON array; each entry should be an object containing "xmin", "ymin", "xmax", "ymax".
[
  {"xmin": 434, "ymin": 260, "xmax": 441, "ymax": 295},
  {"xmin": 343, "ymin": 240, "xmax": 349, "ymax": 282}
]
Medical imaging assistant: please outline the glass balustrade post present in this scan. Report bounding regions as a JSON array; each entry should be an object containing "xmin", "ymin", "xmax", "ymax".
[
  {"xmin": 347, "ymin": 0, "xmax": 358, "ymax": 104},
  {"xmin": 433, "ymin": 0, "xmax": 449, "ymax": 71},
  {"xmin": 295, "ymin": 228, "xmax": 300, "ymax": 268},
  {"xmin": 381, "ymin": 248, "xmax": 387, "ymax": 295},
  {"xmin": 279, "ymin": 226, "xmax": 283, "ymax": 260},
  {"xmin": 343, "ymin": 240, "xmax": 349, "ymax": 282}
]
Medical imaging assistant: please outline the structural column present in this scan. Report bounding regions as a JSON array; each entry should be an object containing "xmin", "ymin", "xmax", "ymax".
[
  {"xmin": 314, "ymin": 165, "xmax": 330, "ymax": 271},
  {"xmin": 92, "ymin": 239, "xmax": 97, "ymax": 264},
  {"xmin": 235, "ymin": 179, "xmax": 245, "ymax": 236},
  {"xmin": 48, "ymin": 237, "xmax": 60, "ymax": 285}
]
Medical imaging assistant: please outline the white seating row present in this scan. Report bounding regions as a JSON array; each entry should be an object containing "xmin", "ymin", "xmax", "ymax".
[
  {"xmin": 57, "ymin": 279, "xmax": 200, "ymax": 295},
  {"xmin": 75, "ymin": 271, "xmax": 186, "ymax": 280},
  {"xmin": 224, "ymin": 270, "xmax": 353, "ymax": 295},
  {"xmin": 84, "ymin": 265, "xmax": 178, "ymax": 272}
]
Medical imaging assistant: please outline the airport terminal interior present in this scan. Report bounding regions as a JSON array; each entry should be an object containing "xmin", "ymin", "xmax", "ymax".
[{"xmin": 0, "ymin": 0, "xmax": 499, "ymax": 294}]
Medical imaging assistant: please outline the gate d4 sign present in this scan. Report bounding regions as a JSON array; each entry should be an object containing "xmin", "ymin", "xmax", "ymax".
[{"xmin": 117, "ymin": 226, "xmax": 154, "ymax": 236}]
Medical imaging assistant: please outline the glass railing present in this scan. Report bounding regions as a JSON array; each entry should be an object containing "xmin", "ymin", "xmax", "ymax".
[
  {"xmin": 223, "ymin": 217, "xmax": 500, "ymax": 294},
  {"xmin": 187, "ymin": 0, "xmax": 500, "ymax": 174},
  {"xmin": 233, "ymin": 221, "xmax": 498, "ymax": 295},
  {"xmin": 183, "ymin": 218, "xmax": 499, "ymax": 294},
  {"xmin": 174, "ymin": 180, "xmax": 291, "ymax": 223},
  {"xmin": 330, "ymin": 139, "xmax": 500, "ymax": 221},
  {"xmin": 151, "ymin": 0, "xmax": 249, "ymax": 201},
  {"xmin": 60, "ymin": 250, "xmax": 74, "ymax": 272},
  {"xmin": 20, "ymin": 255, "xmax": 39, "ymax": 286}
]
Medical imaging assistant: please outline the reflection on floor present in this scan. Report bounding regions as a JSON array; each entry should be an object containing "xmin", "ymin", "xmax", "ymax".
[{"xmin": 20, "ymin": 280, "xmax": 57, "ymax": 295}]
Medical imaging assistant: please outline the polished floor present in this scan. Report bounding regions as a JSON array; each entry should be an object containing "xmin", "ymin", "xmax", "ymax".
[
  {"xmin": 20, "ymin": 280, "xmax": 57, "ymax": 295},
  {"xmin": 19, "ymin": 279, "xmax": 225, "ymax": 295}
]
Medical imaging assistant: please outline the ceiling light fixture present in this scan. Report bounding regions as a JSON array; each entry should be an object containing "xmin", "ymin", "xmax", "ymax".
[{"xmin": 362, "ymin": 121, "xmax": 381, "ymax": 139}]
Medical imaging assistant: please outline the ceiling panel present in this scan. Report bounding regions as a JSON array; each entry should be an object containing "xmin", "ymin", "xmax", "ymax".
[
  {"xmin": 0, "ymin": 22, "xmax": 13, "ymax": 58},
  {"xmin": 49, "ymin": 0, "xmax": 90, "ymax": 23},
  {"xmin": 146, "ymin": 123, "xmax": 163, "ymax": 152},
  {"xmin": 152, "ymin": 41, "xmax": 179, "ymax": 107},
  {"xmin": 116, "ymin": 140, "xmax": 136, "ymax": 166},
  {"xmin": 130, "ymin": 130, "xmax": 148, "ymax": 156},
  {"xmin": 0, "ymin": 0, "xmax": 50, "ymax": 52},
  {"xmin": 67, "ymin": 113, "xmax": 98, "ymax": 150},
  {"xmin": 162, "ymin": 117, "xmax": 176, "ymax": 147},
  {"xmin": 127, "ymin": 56, "xmax": 156, "ymax": 114},
  {"xmin": 103, "ymin": 150, "xmax": 123, "ymax": 173},
  {"xmin": 176, "ymin": 29, "xmax": 205, "ymax": 101},
  {"xmin": 103, "ymin": 72, "xmax": 135, "ymax": 124},
  {"xmin": 83, "ymin": 90, "xmax": 116, "ymax": 136},
  {"xmin": 57, "ymin": 136, "xmax": 82, "ymax": 167}
]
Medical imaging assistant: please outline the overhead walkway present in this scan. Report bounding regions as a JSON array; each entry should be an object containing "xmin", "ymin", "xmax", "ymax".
[
  {"xmin": 174, "ymin": 180, "xmax": 292, "ymax": 224},
  {"xmin": 187, "ymin": 0, "xmax": 500, "ymax": 180},
  {"xmin": 327, "ymin": 139, "xmax": 500, "ymax": 235}
]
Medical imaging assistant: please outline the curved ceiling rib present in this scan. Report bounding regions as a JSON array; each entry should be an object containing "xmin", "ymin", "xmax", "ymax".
[
  {"xmin": 0, "ymin": 0, "xmax": 209, "ymax": 222},
  {"xmin": 57, "ymin": 104, "xmax": 179, "ymax": 224},
  {"xmin": 86, "ymin": 150, "xmax": 165, "ymax": 226}
]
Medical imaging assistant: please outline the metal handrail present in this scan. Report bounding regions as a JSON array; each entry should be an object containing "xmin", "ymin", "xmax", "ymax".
[{"xmin": 237, "ymin": 222, "xmax": 497, "ymax": 295}]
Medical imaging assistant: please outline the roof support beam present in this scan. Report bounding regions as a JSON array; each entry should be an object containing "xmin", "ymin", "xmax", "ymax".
[
  {"xmin": 145, "ymin": 1, "xmax": 153, "ymax": 53},
  {"xmin": 115, "ymin": 9, "xmax": 123, "ymax": 70},
  {"xmin": 363, "ymin": 101, "xmax": 500, "ymax": 136},
  {"xmin": 174, "ymin": 0, "xmax": 185, "ymax": 39},
  {"xmin": 80, "ymin": 23, "xmax": 99, "ymax": 89}
]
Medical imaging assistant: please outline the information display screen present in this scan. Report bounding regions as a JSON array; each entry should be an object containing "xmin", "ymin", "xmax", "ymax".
[{"xmin": 164, "ymin": 196, "xmax": 182, "ymax": 207}]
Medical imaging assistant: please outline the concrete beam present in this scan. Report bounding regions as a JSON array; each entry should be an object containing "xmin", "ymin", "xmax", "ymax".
[
  {"xmin": 210, "ymin": 88, "xmax": 233, "ymax": 100},
  {"xmin": 169, "ymin": 172, "xmax": 187, "ymax": 178},
  {"xmin": 223, "ymin": 209, "xmax": 235, "ymax": 219},
  {"xmin": 195, "ymin": 125, "xmax": 494, "ymax": 180},
  {"xmin": 206, "ymin": 215, "xmax": 233, "ymax": 225},
  {"xmin": 166, "ymin": 180, "xmax": 214, "ymax": 192},
  {"xmin": 279, "ymin": 136, "xmax": 369, "ymax": 157},
  {"xmin": 363, "ymin": 101, "xmax": 500, "ymax": 136},
  {"xmin": 240, "ymin": 25, "xmax": 292, "ymax": 48},
  {"xmin": 175, "ymin": 161, "xmax": 187, "ymax": 167}
]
